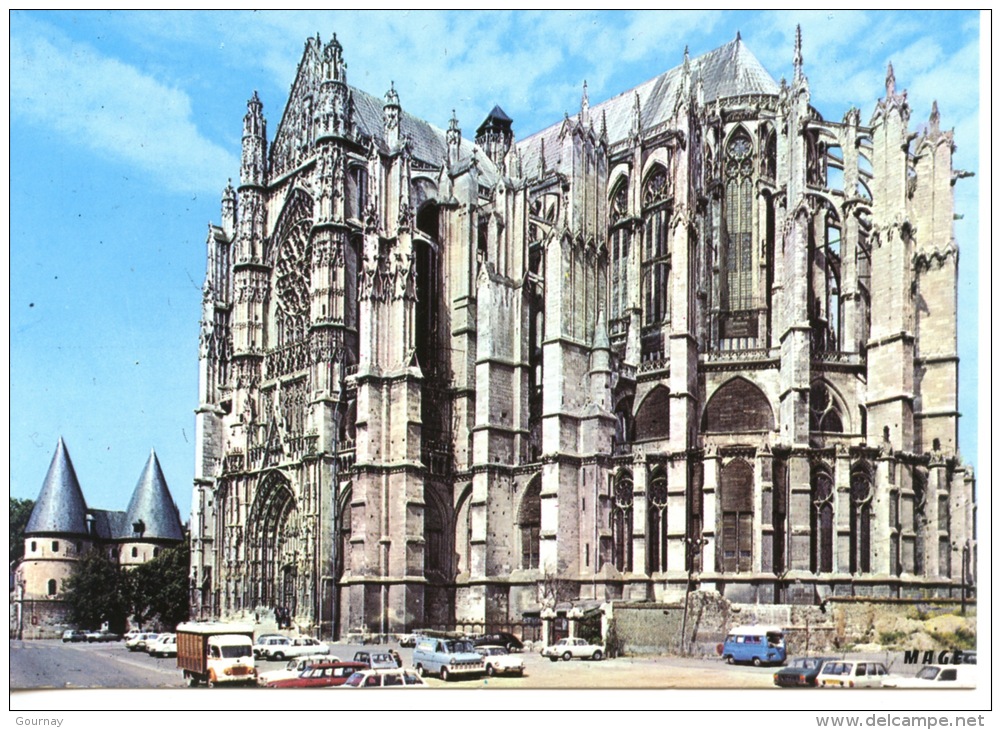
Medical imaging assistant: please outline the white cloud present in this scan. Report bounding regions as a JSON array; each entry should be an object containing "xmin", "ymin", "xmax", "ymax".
[{"xmin": 10, "ymin": 19, "xmax": 237, "ymax": 196}]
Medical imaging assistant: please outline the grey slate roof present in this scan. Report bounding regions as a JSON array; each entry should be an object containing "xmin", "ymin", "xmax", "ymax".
[
  {"xmin": 25, "ymin": 439, "xmax": 89, "ymax": 536},
  {"xmin": 518, "ymin": 37, "xmax": 780, "ymax": 176},
  {"xmin": 122, "ymin": 450, "xmax": 184, "ymax": 541},
  {"xmin": 87, "ymin": 509, "xmax": 128, "ymax": 541},
  {"xmin": 348, "ymin": 84, "xmax": 497, "ymax": 182}
]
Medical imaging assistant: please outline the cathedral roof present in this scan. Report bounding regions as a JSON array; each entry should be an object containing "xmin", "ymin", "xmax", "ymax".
[
  {"xmin": 122, "ymin": 450, "xmax": 184, "ymax": 542},
  {"xmin": 348, "ymin": 85, "xmax": 500, "ymax": 183},
  {"xmin": 25, "ymin": 439, "xmax": 89, "ymax": 537},
  {"xmin": 518, "ymin": 37, "xmax": 780, "ymax": 174}
]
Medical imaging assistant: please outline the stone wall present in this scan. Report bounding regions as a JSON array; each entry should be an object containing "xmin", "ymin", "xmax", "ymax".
[{"xmin": 610, "ymin": 592, "xmax": 976, "ymax": 657}]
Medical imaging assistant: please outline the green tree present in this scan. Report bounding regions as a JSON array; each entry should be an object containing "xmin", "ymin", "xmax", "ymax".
[
  {"xmin": 131, "ymin": 541, "xmax": 191, "ymax": 630},
  {"xmin": 9, "ymin": 498, "xmax": 35, "ymax": 563},
  {"xmin": 61, "ymin": 548, "xmax": 129, "ymax": 632}
]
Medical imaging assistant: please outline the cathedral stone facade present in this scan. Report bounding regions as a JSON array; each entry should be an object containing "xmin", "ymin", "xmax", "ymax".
[{"xmin": 190, "ymin": 30, "xmax": 976, "ymax": 638}]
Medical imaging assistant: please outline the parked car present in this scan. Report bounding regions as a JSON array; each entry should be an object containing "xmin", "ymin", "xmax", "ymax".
[
  {"xmin": 258, "ymin": 655, "xmax": 338, "ymax": 686},
  {"xmin": 147, "ymin": 633, "xmax": 177, "ymax": 658},
  {"xmin": 817, "ymin": 660, "xmax": 890, "ymax": 688},
  {"xmin": 475, "ymin": 645, "xmax": 525, "ymax": 676},
  {"xmin": 253, "ymin": 635, "xmax": 291, "ymax": 660},
  {"xmin": 412, "ymin": 637, "xmax": 484, "ymax": 680},
  {"xmin": 542, "ymin": 637, "xmax": 605, "ymax": 662},
  {"xmin": 721, "ymin": 625, "xmax": 786, "ymax": 667},
  {"xmin": 340, "ymin": 668, "xmax": 427, "ymax": 688},
  {"xmin": 85, "ymin": 629, "xmax": 121, "ymax": 643},
  {"xmin": 882, "ymin": 664, "xmax": 976, "ymax": 689},
  {"xmin": 398, "ymin": 633, "xmax": 418, "ymax": 648},
  {"xmin": 61, "ymin": 630, "xmax": 87, "ymax": 643},
  {"xmin": 126, "ymin": 632, "xmax": 159, "ymax": 652},
  {"xmin": 472, "ymin": 632, "xmax": 524, "ymax": 653},
  {"xmin": 352, "ymin": 651, "xmax": 400, "ymax": 670},
  {"xmin": 774, "ymin": 656, "xmax": 836, "ymax": 687},
  {"xmin": 268, "ymin": 661, "xmax": 368, "ymax": 688}
]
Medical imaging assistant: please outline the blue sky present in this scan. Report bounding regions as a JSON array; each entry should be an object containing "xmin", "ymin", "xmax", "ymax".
[{"xmin": 9, "ymin": 10, "xmax": 983, "ymax": 523}]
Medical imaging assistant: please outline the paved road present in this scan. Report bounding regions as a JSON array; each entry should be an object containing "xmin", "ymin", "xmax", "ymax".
[{"xmin": 11, "ymin": 639, "xmax": 777, "ymax": 690}]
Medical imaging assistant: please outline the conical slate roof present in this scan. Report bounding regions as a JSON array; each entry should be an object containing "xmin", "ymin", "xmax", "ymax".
[
  {"xmin": 122, "ymin": 450, "xmax": 184, "ymax": 541},
  {"xmin": 25, "ymin": 438, "xmax": 89, "ymax": 536}
]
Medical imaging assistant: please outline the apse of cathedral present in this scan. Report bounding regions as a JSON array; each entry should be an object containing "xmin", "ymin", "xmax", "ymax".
[{"xmin": 190, "ymin": 29, "xmax": 975, "ymax": 637}]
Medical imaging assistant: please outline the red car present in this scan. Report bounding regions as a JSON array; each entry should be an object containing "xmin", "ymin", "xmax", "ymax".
[{"xmin": 268, "ymin": 661, "xmax": 368, "ymax": 688}]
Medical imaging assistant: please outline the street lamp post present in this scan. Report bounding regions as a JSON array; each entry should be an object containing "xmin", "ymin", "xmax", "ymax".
[{"xmin": 679, "ymin": 536, "xmax": 708, "ymax": 656}]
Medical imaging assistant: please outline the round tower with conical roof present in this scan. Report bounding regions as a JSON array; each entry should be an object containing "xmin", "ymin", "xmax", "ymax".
[
  {"xmin": 118, "ymin": 450, "xmax": 185, "ymax": 568},
  {"xmin": 14, "ymin": 439, "xmax": 94, "ymax": 638}
]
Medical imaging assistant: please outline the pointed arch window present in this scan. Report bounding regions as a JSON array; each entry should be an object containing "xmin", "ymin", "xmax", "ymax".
[
  {"xmin": 811, "ymin": 467, "xmax": 835, "ymax": 573},
  {"xmin": 519, "ymin": 478, "xmax": 541, "ymax": 570},
  {"xmin": 648, "ymin": 470, "xmax": 668, "ymax": 573},
  {"xmin": 47, "ymin": 579, "xmax": 57, "ymax": 596},
  {"xmin": 720, "ymin": 459, "xmax": 753, "ymax": 573},
  {"xmin": 609, "ymin": 179, "xmax": 630, "ymax": 325},
  {"xmin": 850, "ymin": 465, "xmax": 873, "ymax": 574},
  {"xmin": 724, "ymin": 130, "xmax": 755, "ymax": 311},
  {"xmin": 612, "ymin": 471, "xmax": 634, "ymax": 572},
  {"xmin": 642, "ymin": 167, "xmax": 671, "ymax": 332},
  {"xmin": 810, "ymin": 382, "xmax": 845, "ymax": 433}
]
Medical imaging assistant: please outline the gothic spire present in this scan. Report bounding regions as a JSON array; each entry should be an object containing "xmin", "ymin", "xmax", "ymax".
[
  {"xmin": 793, "ymin": 24, "xmax": 803, "ymax": 82},
  {"xmin": 929, "ymin": 100, "xmax": 940, "ymax": 134},
  {"xmin": 885, "ymin": 61, "xmax": 896, "ymax": 96},
  {"xmin": 580, "ymin": 80, "xmax": 590, "ymax": 127},
  {"xmin": 629, "ymin": 91, "xmax": 642, "ymax": 144},
  {"xmin": 25, "ymin": 439, "xmax": 89, "ymax": 536},
  {"xmin": 123, "ymin": 450, "xmax": 184, "ymax": 542}
]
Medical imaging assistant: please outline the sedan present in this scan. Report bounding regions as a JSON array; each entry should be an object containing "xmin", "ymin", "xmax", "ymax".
[
  {"xmin": 473, "ymin": 632, "xmax": 524, "ymax": 653},
  {"xmin": 146, "ymin": 633, "xmax": 177, "ymax": 658},
  {"xmin": 340, "ymin": 669, "xmax": 427, "ymax": 688},
  {"xmin": 774, "ymin": 656, "xmax": 836, "ymax": 688},
  {"xmin": 882, "ymin": 664, "xmax": 976, "ymax": 689},
  {"xmin": 268, "ymin": 661, "xmax": 368, "ymax": 688},
  {"xmin": 86, "ymin": 630, "xmax": 121, "ymax": 643},
  {"xmin": 542, "ymin": 637, "xmax": 605, "ymax": 662},
  {"xmin": 126, "ymin": 633, "xmax": 160, "ymax": 652},
  {"xmin": 476, "ymin": 645, "xmax": 525, "ymax": 676},
  {"xmin": 61, "ymin": 630, "xmax": 87, "ymax": 643}
]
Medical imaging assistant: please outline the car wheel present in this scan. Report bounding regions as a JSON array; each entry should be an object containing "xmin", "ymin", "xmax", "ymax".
[
  {"xmin": 186, "ymin": 673, "xmax": 199, "ymax": 688},
  {"xmin": 486, "ymin": 664, "xmax": 495, "ymax": 677},
  {"xmin": 273, "ymin": 652, "xmax": 285, "ymax": 661},
  {"xmin": 726, "ymin": 656, "xmax": 734, "ymax": 665},
  {"xmin": 752, "ymin": 657, "xmax": 762, "ymax": 668},
  {"xmin": 592, "ymin": 650, "xmax": 603, "ymax": 661},
  {"xmin": 207, "ymin": 672, "xmax": 216, "ymax": 689},
  {"xmin": 416, "ymin": 664, "xmax": 425, "ymax": 677},
  {"xmin": 440, "ymin": 667, "xmax": 450, "ymax": 682},
  {"xmin": 562, "ymin": 651, "xmax": 572, "ymax": 662}
]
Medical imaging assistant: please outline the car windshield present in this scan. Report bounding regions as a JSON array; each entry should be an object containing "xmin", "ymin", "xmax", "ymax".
[
  {"xmin": 444, "ymin": 641, "xmax": 473, "ymax": 653},
  {"xmin": 916, "ymin": 667, "xmax": 941, "ymax": 680},
  {"xmin": 344, "ymin": 673, "xmax": 364, "ymax": 687},
  {"xmin": 220, "ymin": 645, "xmax": 251, "ymax": 658}
]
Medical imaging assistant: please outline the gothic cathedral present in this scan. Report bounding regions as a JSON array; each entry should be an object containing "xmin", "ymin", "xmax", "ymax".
[{"xmin": 190, "ymin": 30, "xmax": 975, "ymax": 637}]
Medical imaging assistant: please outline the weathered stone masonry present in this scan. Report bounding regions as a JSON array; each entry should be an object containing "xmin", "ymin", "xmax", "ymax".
[{"xmin": 190, "ymin": 30, "xmax": 975, "ymax": 638}]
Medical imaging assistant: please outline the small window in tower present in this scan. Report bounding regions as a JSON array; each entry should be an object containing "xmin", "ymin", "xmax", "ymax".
[
  {"xmin": 52, "ymin": 541, "xmax": 59, "ymax": 553},
  {"xmin": 132, "ymin": 547, "xmax": 139, "ymax": 559},
  {"xmin": 31, "ymin": 541, "xmax": 36, "ymax": 552},
  {"xmin": 47, "ymin": 579, "xmax": 57, "ymax": 596}
]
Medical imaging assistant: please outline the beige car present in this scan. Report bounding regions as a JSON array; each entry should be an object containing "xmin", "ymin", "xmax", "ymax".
[{"xmin": 818, "ymin": 660, "xmax": 889, "ymax": 688}]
